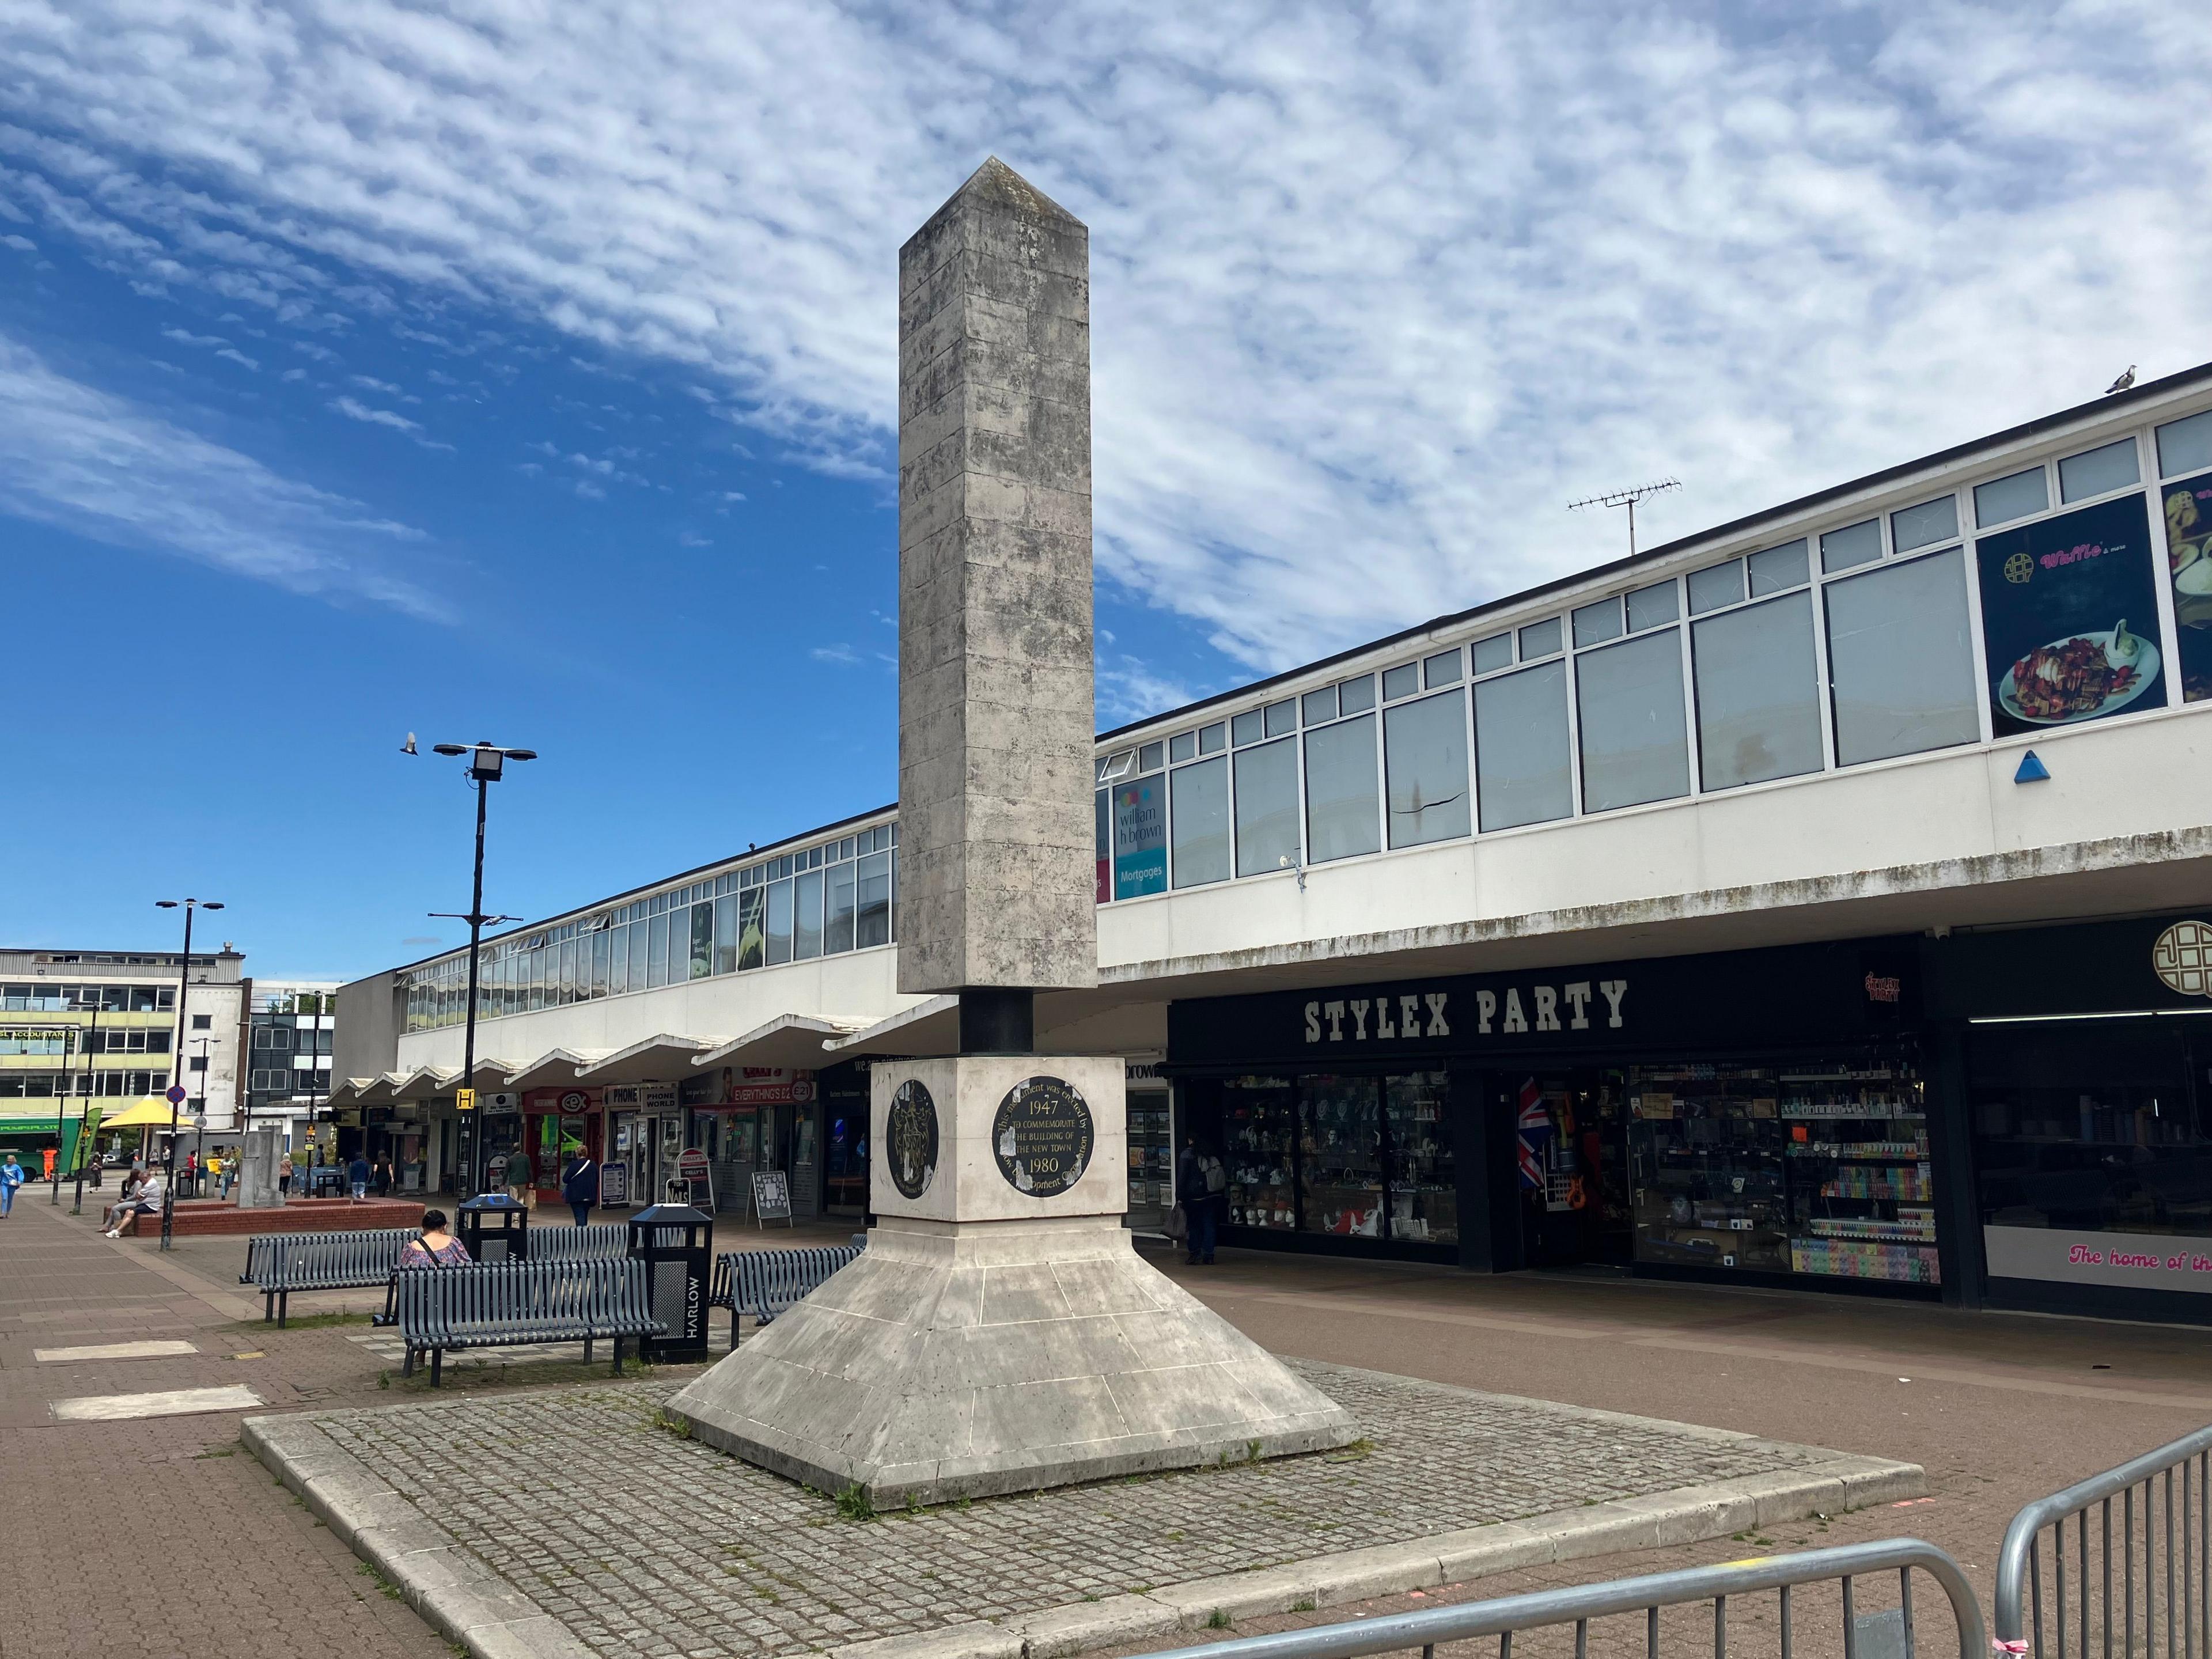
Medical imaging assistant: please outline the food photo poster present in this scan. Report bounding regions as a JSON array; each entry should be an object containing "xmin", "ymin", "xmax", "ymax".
[
  {"xmin": 1975, "ymin": 491, "xmax": 2166, "ymax": 738},
  {"xmin": 2164, "ymin": 471, "xmax": 2212, "ymax": 702}
]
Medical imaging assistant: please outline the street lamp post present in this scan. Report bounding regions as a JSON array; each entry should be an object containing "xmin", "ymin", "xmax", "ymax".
[
  {"xmin": 416, "ymin": 740, "xmax": 533, "ymax": 1199},
  {"xmin": 154, "ymin": 897, "xmax": 223, "ymax": 1251},
  {"xmin": 62, "ymin": 989, "xmax": 103, "ymax": 1211}
]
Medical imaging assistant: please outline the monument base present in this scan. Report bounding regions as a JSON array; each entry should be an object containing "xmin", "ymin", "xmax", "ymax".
[{"xmin": 666, "ymin": 1214, "xmax": 1360, "ymax": 1506}]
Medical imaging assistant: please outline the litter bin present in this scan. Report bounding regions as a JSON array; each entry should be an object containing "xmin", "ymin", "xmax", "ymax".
[
  {"xmin": 627, "ymin": 1203, "xmax": 712, "ymax": 1362},
  {"xmin": 457, "ymin": 1192, "xmax": 529, "ymax": 1263}
]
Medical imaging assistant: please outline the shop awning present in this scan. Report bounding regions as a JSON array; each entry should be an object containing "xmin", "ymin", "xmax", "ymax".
[
  {"xmin": 323, "ymin": 1077, "xmax": 380, "ymax": 1107},
  {"xmin": 572, "ymin": 1034, "xmax": 727, "ymax": 1085},
  {"xmin": 690, "ymin": 1014, "xmax": 870, "ymax": 1073},
  {"xmin": 502, "ymin": 1048, "xmax": 613, "ymax": 1090},
  {"xmin": 390, "ymin": 1066, "xmax": 462, "ymax": 1101},
  {"xmin": 824, "ymin": 995, "xmax": 959, "ymax": 1058}
]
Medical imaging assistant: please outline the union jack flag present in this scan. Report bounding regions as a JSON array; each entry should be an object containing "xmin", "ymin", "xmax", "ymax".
[{"xmin": 1516, "ymin": 1077, "xmax": 1550, "ymax": 1190}]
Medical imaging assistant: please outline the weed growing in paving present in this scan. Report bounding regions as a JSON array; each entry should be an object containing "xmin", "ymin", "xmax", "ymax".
[
  {"xmin": 1291, "ymin": 1599, "xmax": 1317, "ymax": 1612},
  {"xmin": 1207, "ymin": 1609, "xmax": 1234, "ymax": 1629},
  {"xmin": 834, "ymin": 1483, "xmax": 877, "ymax": 1522}
]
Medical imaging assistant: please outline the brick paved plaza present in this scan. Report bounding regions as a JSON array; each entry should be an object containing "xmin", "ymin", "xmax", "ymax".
[{"xmin": 6, "ymin": 1192, "xmax": 2212, "ymax": 1659}]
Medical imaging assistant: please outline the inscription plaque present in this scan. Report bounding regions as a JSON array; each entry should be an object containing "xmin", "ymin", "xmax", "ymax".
[
  {"xmin": 887, "ymin": 1079, "xmax": 940, "ymax": 1200},
  {"xmin": 991, "ymin": 1076, "xmax": 1093, "ymax": 1198}
]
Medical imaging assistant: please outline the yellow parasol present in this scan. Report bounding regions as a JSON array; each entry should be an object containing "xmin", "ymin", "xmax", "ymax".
[{"xmin": 93, "ymin": 1098, "xmax": 191, "ymax": 1130}]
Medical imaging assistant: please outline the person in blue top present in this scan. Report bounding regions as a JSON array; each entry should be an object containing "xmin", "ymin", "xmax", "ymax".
[
  {"xmin": 560, "ymin": 1145, "xmax": 599, "ymax": 1228},
  {"xmin": 0, "ymin": 1153, "xmax": 25, "ymax": 1218},
  {"xmin": 347, "ymin": 1154, "xmax": 371, "ymax": 1202}
]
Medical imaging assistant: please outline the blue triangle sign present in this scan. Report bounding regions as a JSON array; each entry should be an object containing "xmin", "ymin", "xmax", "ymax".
[{"xmin": 2014, "ymin": 749, "xmax": 2050, "ymax": 783}]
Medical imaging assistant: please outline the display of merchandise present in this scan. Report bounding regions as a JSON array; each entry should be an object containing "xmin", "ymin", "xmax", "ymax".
[{"xmin": 1630, "ymin": 1060, "xmax": 1938, "ymax": 1285}]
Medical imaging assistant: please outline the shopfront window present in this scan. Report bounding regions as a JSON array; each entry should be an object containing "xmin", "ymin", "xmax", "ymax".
[
  {"xmin": 1384, "ymin": 692, "xmax": 1471, "ymax": 848},
  {"xmin": 1303, "ymin": 713, "xmax": 1380, "ymax": 865},
  {"xmin": 825, "ymin": 860, "xmax": 857, "ymax": 954},
  {"xmin": 1692, "ymin": 591, "xmax": 1824, "ymax": 790},
  {"xmin": 765, "ymin": 878, "xmax": 794, "ymax": 965},
  {"xmin": 1970, "ymin": 1020, "xmax": 2212, "ymax": 1248},
  {"xmin": 1300, "ymin": 1075, "xmax": 1384, "ymax": 1236},
  {"xmin": 690, "ymin": 903, "xmax": 714, "ymax": 979},
  {"xmin": 1386, "ymin": 1073, "xmax": 1455, "ymax": 1244},
  {"xmin": 1575, "ymin": 627, "xmax": 1690, "ymax": 813},
  {"xmin": 1233, "ymin": 737, "xmax": 1301, "ymax": 877},
  {"xmin": 1628, "ymin": 1060, "xmax": 1935, "ymax": 1284},
  {"xmin": 1170, "ymin": 755, "xmax": 1231, "ymax": 888},
  {"xmin": 738, "ymin": 888, "xmax": 767, "ymax": 969},
  {"xmin": 1474, "ymin": 660, "xmax": 1572, "ymax": 831},
  {"xmin": 1824, "ymin": 548, "xmax": 1981, "ymax": 766},
  {"xmin": 793, "ymin": 869, "xmax": 824, "ymax": 960},
  {"xmin": 855, "ymin": 851, "xmax": 892, "ymax": 948},
  {"xmin": 1222, "ymin": 1076, "xmax": 1297, "ymax": 1230}
]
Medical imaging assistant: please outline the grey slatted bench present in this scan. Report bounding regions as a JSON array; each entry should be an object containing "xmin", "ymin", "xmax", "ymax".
[
  {"xmin": 706, "ymin": 1242, "xmax": 863, "ymax": 1351},
  {"xmin": 237, "ymin": 1228, "xmax": 422, "ymax": 1327},
  {"xmin": 392, "ymin": 1257, "xmax": 664, "ymax": 1386},
  {"xmin": 527, "ymin": 1223, "xmax": 630, "ymax": 1262}
]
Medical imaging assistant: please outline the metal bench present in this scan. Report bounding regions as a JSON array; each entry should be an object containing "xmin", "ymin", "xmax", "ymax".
[
  {"xmin": 706, "ymin": 1243, "xmax": 863, "ymax": 1351},
  {"xmin": 238, "ymin": 1228, "xmax": 422, "ymax": 1326},
  {"xmin": 391, "ymin": 1257, "xmax": 664, "ymax": 1386},
  {"xmin": 527, "ymin": 1223, "xmax": 631, "ymax": 1261}
]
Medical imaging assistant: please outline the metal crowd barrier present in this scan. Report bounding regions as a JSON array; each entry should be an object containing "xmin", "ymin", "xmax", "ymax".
[
  {"xmin": 1995, "ymin": 1425, "xmax": 2212, "ymax": 1659},
  {"xmin": 1123, "ymin": 1539, "xmax": 1983, "ymax": 1659}
]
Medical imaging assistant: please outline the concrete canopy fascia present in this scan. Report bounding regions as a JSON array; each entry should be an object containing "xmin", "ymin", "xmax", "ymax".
[
  {"xmin": 499, "ymin": 1048, "xmax": 612, "ymax": 1090},
  {"xmin": 688, "ymin": 1014, "xmax": 870, "ymax": 1072},
  {"xmin": 571, "ymin": 1034, "xmax": 727, "ymax": 1085},
  {"xmin": 391, "ymin": 1066, "xmax": 463, "ymax": 1101},
  {"xmin": 823, "ymin": 994, "xmax": 959, "ymax": 1058}
]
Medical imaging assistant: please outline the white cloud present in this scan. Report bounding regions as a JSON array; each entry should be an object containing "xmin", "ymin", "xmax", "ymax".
[
  {"xmin": 2, "ymin": 2, "xmax": 2207, "ymax": 672},
  {"xmin": 0, "ymin": 332, "xmax": 442, "ymax": 616},
  {"xmin": 810, "ymin": 642, "xmax": 861, "ymax": 665},
  {"xmin": 329, "ymin": 394, "xmax": 419, "ymax": 433},
  {"xmin": 1, "ymin": 233, "xmax": 33, "ymax": 251}
]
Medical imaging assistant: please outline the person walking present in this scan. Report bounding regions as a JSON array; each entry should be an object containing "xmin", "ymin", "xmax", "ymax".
[
  {"xmin": 346, "ymin": 1153, "xmax": 370, "ymax": 1202},
  {"xmin": 204, "ymin": 1149, "xmax": 222, "ymax": 1200},
  {"xmin": 277, "ymin": 1150, "xmax": 293, "ymax": 1196},
  {"xmin": 1175, "ymin": 1135, "xmax": 1223, "ymax": 1266},
  {"xmin": 219, "ymin": 1149, "xmax": 238, "ymax": 1199},
  {"xmin": 0, "ymin": 1153, "xmax": 25, "ymax": 1218},
  {"xmin": 559, "ymin": 1145, "xmax": 598, "ymax": 1228},
  {"xmin": 395, "ymin": 1209, "xmax": 472, "ymax": 1268},
  {"xmin": 503, "ymin": 1145, "xmax": 533, "ymax": 1210},
  {"xmin": 372, "ymin": 1156, "xmax": 393, "ymax": 1197},
  {"xmin": 103, "ymin": 1167, "xmax": 163, "ymax": 1237}
]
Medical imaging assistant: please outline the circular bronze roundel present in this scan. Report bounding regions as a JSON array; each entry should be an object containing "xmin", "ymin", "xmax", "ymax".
[
  {"xmin": 991, "ymin": 1076, "xmax": 1093, "ymax": 1198},
  {"xmin": 886, "ymin": 1079, "xmax": 939, "ymax": 1200}
]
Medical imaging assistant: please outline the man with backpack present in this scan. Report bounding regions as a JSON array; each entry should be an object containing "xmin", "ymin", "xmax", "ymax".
[{"xmin": 1175, "ymin": 1135, "xmax": 1224, "ymax": 1267}]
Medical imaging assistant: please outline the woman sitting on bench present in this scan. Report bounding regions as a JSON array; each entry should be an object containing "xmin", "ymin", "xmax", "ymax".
[
  {"xmin": 103, "ymin": 1169, "xmax": 164, "ymax": 1237},
  {"xmin": 396, "ymin": 1210, "xmax": 472, "ymax": 1268}
]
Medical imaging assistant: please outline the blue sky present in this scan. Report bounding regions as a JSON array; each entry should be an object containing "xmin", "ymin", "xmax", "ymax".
[{"xmin": 1, "ymin": 0, "xmax": 2205, "ymax": 981}]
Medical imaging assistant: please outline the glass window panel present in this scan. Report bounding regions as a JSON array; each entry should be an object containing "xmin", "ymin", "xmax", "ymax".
[
  {"xmin": 1300, "ymin": 1074, "xmax": 1382, "ymax": 1236},
  {"xmin": 738, "ymin": 887, "xmax": 766, "ymax": 968},
  {"xmin": 1198, "ymin": 721, "xmax": 1226, "ymax": 754},
  {"xmin": 1112, "ymin": 773, "xmax": 1168, "ymax": 897},
  {"xmin": 1303, "ymin": 712, "xmax": 1380, "ymax": 863},
  {"xmin": 824, "ymin": 860, "xmax": 857, "ymax": 953},
  {"xmin": 1692, "ymin": 590, "xmax": 1824, "ymax": 790},
  {"xmin": 2059, "ymin": 438, "xmax": 2140, "ymax": 503},
  {"xmin": 793, "ymin": 869, "xmax": 824, "ymax": 959},
  {"xmin": 1627, "ymin": 580, "xmax": 1679, "ymax": 631},
  {"xmin": 1231, "ymin": 709, "xmax": 1263, "ymax": 747},
  {"xmin": 1820, "ymin": 519, "xmax": 1884, "ymax": 573},
  {"xmin": 1974, "ymin": 467, "xmax": 2048, "ymax": 528},
  {"xmin": 1138, "ymin": 741, "xmax": 1165, "ymax": 772},
  {"xmin": 1518, "ymin": 618, "xmax": 1562, "ymax": 659},
  {"xmin": 712, "ymin": 895, "xmax": 737, "ymax": 974},
  {"xmin": 1169, "ymin": 732, "xmax": 1195, "ymax": 764},
  {"xmin": 1301, "ymin": 686, "xmax": 1336, "ymax": 726},
  {"xmin": 2158, "ymin": 411, "xmax": 2212, "ymax": 479},
  {"xmin": 1474, "ymin": 660, "xmax": 1573, "ymax": 831},
  {"xmin": 1264, "ymin": 698, "xmax": 1297, "ymax": 737},
  {"xmin": 1422, "ymin": 650, "xmax": 1461, "ymax": 688},
  {"xmin": 690, "ymin": 903, "xmax": 714, "ymax": 979},
  {"xmin": 592, "ymin": 929, "xmax": 611, "ymax": 995},
  {"xmin": 1384, "ymin": 689, "xmax": 1471, "ymax": 847},
  {"xmin": 856, "ymin": 852, "xmax": 891, "ymax": 948},
  {"xmin": 1094, "ymin": 786, "xmax": 1109, "ymax": 903},
  {"xmin": 1338, "ymin": 673, "xmax": 1376, "ymax": 713},
  {"xmin": 1688, "ymin": 559, "xmax": 1743, "ymax": 615},
  {"xmin": 646, "ymin": 914, "xmax": 669, "ymax": 988},
  {"xmin": 1233, "ymin": 736, "xmax": 1302, "ymax": 876},
  {"xmin": 609, "ymin": 926, "xmax": 630, "ymax": 994},
  {"xmin": 1471, "ymin": 632, "xmax": 1513, "ymax": 675},
  {"xmin": 1169, "ymin": 755, "xmax": 1231, "ymax": 888},
  {"xmin": 1222, "ymin": 1077, "xmax": 1297, "ymax": 1232},
  {"xmin": 1825, "ymin": 547, "xmax": 1982, "ymax": 765},
  {"xmin": 1571, "ymin": 599, "xmax": 1623, "ymax": 647},
  {"xmin": 764, "ymin": 879, "xmax": 794, "ymax": 965},
  {"xmin": 1890, "ymin": 498, "xmax": 1957, "ymax": 555},
  {"xmin": 1382, "ymin": 662, "xmax": 1419, "ymax": 700},
  {"xmin": 1748, "ymin": 539, "xmax": 1810, "ymax": 594},
  {"xmin": 1577, "ymin": 628, "xmax": 1691, "ymax": 812},
  {"xmin": 1386, "ymin": 1072, "xmax": 1455, "ymax": 1244}
]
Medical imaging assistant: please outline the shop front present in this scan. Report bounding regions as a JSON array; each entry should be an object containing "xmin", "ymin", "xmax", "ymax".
[
  {"xmin": 1927, "ymin": 912, "xmax": 2212, "ymax": 1325},
  {"xmin": 520, "ymin": 1088, "xmax": 601, "ymax": 1202},
  {"xmin": 1166, "ymin": 937, "xmax": 1940, "ymax": 1296},
  {"xmin": 674, "ymin": 1063, "xmax": 844, "ymax": 1222}
]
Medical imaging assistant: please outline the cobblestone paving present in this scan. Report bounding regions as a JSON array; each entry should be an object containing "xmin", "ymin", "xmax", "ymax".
[{"xmin": 309, "ymin": 1361, "xmax": 1836, "ymax": 1658}]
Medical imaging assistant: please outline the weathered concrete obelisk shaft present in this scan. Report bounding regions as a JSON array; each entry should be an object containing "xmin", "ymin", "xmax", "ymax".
[{"xmin": 896, "ymin": 158, "xmax": 1098, "ymax": 995}]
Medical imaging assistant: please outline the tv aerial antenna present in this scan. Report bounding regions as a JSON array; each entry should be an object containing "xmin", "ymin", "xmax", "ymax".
[{"xmin": 1569, "ymin": 478, "xmax": 1681, "ymax": 559}]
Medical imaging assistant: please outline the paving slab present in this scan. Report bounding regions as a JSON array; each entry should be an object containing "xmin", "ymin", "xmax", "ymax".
[
  {"xmin": 52, "ymin": 1382, "xmax": 264, "ymax": 1420},
  {"xmin": 245, "ymin": 1359, "xmax": 1919, "ymax": 1659},
  {"xmin": 35, "ymin": 1338, "xmax": 199, "ymax": 1362}
]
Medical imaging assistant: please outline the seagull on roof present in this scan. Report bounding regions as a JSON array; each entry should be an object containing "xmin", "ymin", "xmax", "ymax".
[{"xmin": 2105, "ymin": 365, "xmax": 2137, "ymax": 395}]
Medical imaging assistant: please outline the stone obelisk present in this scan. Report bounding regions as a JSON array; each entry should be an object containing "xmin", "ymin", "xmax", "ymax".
[{"xmin": 668, "ymin": 158, "xmax": 1355, "ymax": 1506}]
